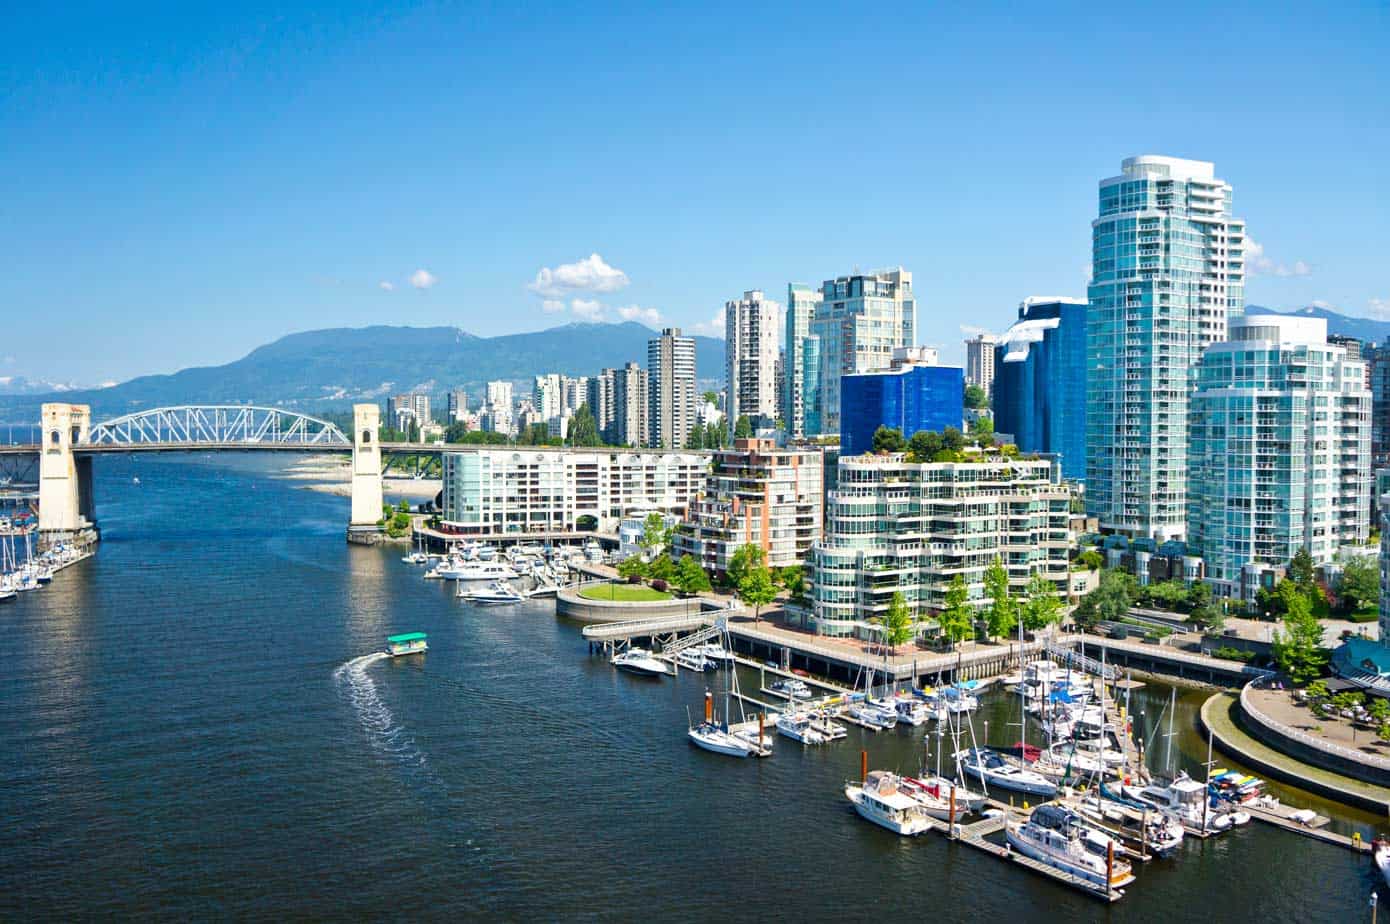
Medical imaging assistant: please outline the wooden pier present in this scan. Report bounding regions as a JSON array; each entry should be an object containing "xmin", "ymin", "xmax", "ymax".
[
  {"xmin": 1245, "ymin": 803, "xmax": 1371, "ymax": 854},
  {"xmin": 953, "ymin": 811, "xmax": 1124, "ymax": 902}
]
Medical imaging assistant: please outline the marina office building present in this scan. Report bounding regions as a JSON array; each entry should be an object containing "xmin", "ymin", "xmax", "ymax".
[
  {"xmin": 441, "ymin": 448, "xmax": 708, "ymax": 536},
  {"xmin": 674, "ymin": 438, "xmax": 823, "ymax": 577},
  {"xmin": 807, "ymin": 452, "xmax": 1070, "ymax": 637}
]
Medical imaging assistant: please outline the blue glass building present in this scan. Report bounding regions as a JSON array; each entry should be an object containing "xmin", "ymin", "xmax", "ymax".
[
  {"xmin": 839, "ymin": 356, "xmax": 963, "ymax": 455},
  {"xmin": 992, "ymin": 297, "xmax": 1088, "ymax": 481}
]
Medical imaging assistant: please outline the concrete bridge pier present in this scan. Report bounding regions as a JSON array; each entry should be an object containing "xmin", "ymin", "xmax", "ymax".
[
  {"xmin": 348, "ymin": 403, "xmax": 384, "ymax": 541},
  {"xmin": 37, "ymin": 403, "xmax": 97, "ymax": 542}
]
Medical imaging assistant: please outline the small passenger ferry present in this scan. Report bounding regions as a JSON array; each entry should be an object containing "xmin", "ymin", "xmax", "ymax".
[{"xmin": 386, "ymin": 632, "xmax": 428, "ymax": 657}]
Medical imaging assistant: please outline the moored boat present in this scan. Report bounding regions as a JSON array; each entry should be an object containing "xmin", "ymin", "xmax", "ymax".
[
  {"xmin": 956, "ymin": 747, "xmax": 1058, "ymax": 799},
  {"xmin": 1006, "ymin": 807, "xmax": 1135, "ymax": 890},
  {"xmin": 845, "ymin": 771, "xmax": 935, "ymax": 836},
  {"xmin": 1375, "ymin": 837, "xmax": 1390, "ymax": 887},
  {"xmin": 612, "ymin": 648, "xmax": 670, "ymax": 677},
  {"xmin": 777, "ymin": 712, "xmax": 830, "ymax": 745}
]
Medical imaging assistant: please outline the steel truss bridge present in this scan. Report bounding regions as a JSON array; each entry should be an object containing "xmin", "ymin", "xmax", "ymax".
[{"xmin": 84, "ymin": 406, "xmax": 351, "ymax": 450}]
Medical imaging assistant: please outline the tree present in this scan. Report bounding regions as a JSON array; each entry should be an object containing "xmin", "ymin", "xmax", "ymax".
[
  {"xmin": 397, "ymin": 498, "xmax": 410, "ymax": 513},
  {"xmin": 674, "ymin": 556, "xmax": 712, "ymax": 596},
  {"xmin": 616, "ymin": 556, "xmax": 648, "ymax": 580},
  {"xmin": 445, "ymin": 421, "xmax": 470, "ymax": 443},
  {"xmin": 1092, "ymin": 568, "xmax": 1136, "ymax": 623},
  {"xmin": 1077, "ymin": 549, "xmax": 1104, "ymax": 571},
  {"xmin": 872, "ymin": 426, "xmax": 907, "ymax": 453},
  {"xmin": 964, "ymin": 383, "xmax": 989, "ymax": 410},
  {"xmin": 907, "ymin": 430, "xmax": 944, "ymax": 462},
  {"xmin": 984, "ymin": 559, "xmax": 1018, "ymax": 639},
  {"xmin": 568, "ymin": 403, "xmax": 601, "ymax": 447},
  {"xmin": 637, "ymin": 512, "xmax": 671, "ymax": 559},
  {"xmin": 684, "ymin": 426, "xmax": 705, "ymax": 450},
  {"xmin": 647, "ymin": 553, "xmax": 677, "ymax": 583},
  {"xmin": 1289, "ymin": 547, "xmax": 1317, "ymax": 593},
  {"xmin": 734, "ymin": 415, "xmax": 754, "ymax": 439},
  {"xmin": 727, "ymin": 543, "xmax": 767, "ymax": 589},
  {"xmin": 702, "ymin": 390, "xmax": 719, "ymax": 406},
  {"xmin": 1021, "ymin": 573, "xmax": 1062, "ymax": 632},
  {"xmin": 884, "ymin": 591, "xmax": 915, "ymax": 654},
  {"xmin": 779, "ymin": 565, "xmax": 806, "ymax": 601},
  {"xmin": 738, "ymin": 564, "xmax": 777, "ymax": 623},
  {"xmin": 1368, "ymin": 698, "xmax": 1390, "ymax": 726},
  {"xmin": 1272, "ymin": 591, "xmax": 1329, "ymax": 684},
  {"xmin": 942, "ymin": 426, "xmax": 966, "ymax": 452},
  {"xmin": 1337, "ymin": 556, "xmax": 1379, "ymax": 614},
  {"xmin": 1304, "ymin": 679, "xmax": 1330, "ymax": 703},
  {"xmin": 970, "ymin": 415, "xmax": 995, "ymax": 445},
  {"xmin": 939, "ymin": 573, "xmax": 974, "ymax": 648}
]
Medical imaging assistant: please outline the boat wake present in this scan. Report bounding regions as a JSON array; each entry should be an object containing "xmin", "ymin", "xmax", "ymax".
[{"xmin": 332, "ymin": 652, "xmax": 436, "ymax": 781}]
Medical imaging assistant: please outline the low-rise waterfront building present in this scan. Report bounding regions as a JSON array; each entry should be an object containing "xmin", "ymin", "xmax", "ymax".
[
  {"xmin": 674, "ymin": 438, "xmax": 822, "ymax": 577},
  {"xmin": 441, "ymin": 448, "xmax": 708, "ymax": 535},
  {"xmin": 806, "ymin": 450, "xmax": 1069, "ymax": 636}
]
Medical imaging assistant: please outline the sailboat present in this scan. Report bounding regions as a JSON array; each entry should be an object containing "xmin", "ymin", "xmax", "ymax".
[{"xmin": 686, "ymin": 630, "xmax": 772, "ymax": 758}]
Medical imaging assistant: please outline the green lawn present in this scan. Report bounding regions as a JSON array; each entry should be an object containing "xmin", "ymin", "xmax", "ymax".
[{"xmin": 578, "ymin": 583, "xmax": 673, "ymax": 602}]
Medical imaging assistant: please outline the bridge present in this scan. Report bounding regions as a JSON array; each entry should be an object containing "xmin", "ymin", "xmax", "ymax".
[{"xmin": 0, "ymin": 402, "xmax": 440, "ymax": 540}]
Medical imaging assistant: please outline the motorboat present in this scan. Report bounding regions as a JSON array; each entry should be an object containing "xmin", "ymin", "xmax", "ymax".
[
  {"xmin": 457, "ymin": 580, "xmax": 527, "ymax": 604},
  {"xmin": 1208, "ymin": 769, "xmax": 1266, "ymax": 805},
  {"xmin": 675, "ymin": 649, "xmax": 716, "ymax": 672},
  {"xmin": 386, "ymin": 632, "xmax": 428, "ymax": 657},
  {"xmin": 956, "ymin": 748, "xmax": 1058, "ymax": 799},
  {"xmin": 401, "ymin": 551, "xmax": 430, "ymax": 565},
  {"xmin": 1029, "ymin": 803, "xmax": 1128, "ymax": 860},
  {"xmin": 432, "ymin": 559, "xmax": 520, "ymax": 581},
  {"xmin": 1075, "ymin": 796, "xmax": 1186, "ymax": 857},
  {"xmin": 1375, "ymin": 838, "xmax": 1390, "ymax": 887},
  {"xmin": 1120, "ymin": 772, "xmax": 1233, "ymax": 833},
  {"xmin": 690, "ymin": 642, "xmax": 736, "ymax": 664},
  {"xmin": 777, "ymin": 712, "xmax": 831, "ymax": 745},
  {"xmin": 894, "ymin": 698, "xmax": 933, "ymax": 727},
  {"xmin": 1006, "ymin": 807, "xmax": 1135, "ymax": 890},
  {"xmin": 847, "ymin": 700, "xmax": 898, "ymax": 730},
  {"xmin": 611, "ymin": 648, "xmax": 670, "ymax": 678},
  {"xmin": 771, "ymin": 678, "xmax": 813, "ymax": 700},
  {"xmin": 845, "ymin": 771, "xmax": 935, "ymax": 836},
  {"xmin": 899, "ymin": 774, "xmax": 979, "ymax": 820}
]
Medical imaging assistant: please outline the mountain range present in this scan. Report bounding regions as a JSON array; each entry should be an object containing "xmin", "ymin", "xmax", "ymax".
[
  {"xmin": 0, "ymin": 322, "xmax": 725, "ymax": 422},
  {"xmin": 1256, "ymin": 305, "xmax": 1390, "ymax": 344}
]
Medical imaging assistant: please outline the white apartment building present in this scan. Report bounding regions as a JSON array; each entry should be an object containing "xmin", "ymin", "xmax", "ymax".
[
  {"xmin": 964, "ymin": 333, "xmax": 997, "ymax": 393},
  {"xmin": 441, "ymin": 448, "xmax": 709, "ymax": 535},
  {"xmin": 648, "ymin": 327, "xmax": 697, "ymax": 449},
  {"xmin": 725, "ymin": 290, "xmax": 779, "ymax": 433},
  {"xmin": 808, "ymin": 452, "xmax": 1069, "ymax": 636}
]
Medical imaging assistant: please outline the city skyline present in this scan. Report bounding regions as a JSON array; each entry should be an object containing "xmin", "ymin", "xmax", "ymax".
[{"xmin": 3, "ymin": 4, "xmax": 1385, "ymax": 385}]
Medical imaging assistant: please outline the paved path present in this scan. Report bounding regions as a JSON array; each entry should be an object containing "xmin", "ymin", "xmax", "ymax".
[{"xmin": 1199, "ymin": 692, "xmax": 1390, "ymax": 813}]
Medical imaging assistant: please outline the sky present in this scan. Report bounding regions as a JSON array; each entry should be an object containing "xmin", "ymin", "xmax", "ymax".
[{"xmin": 2, "ymin": 1, "xmax": 1386, "ymax": 385}]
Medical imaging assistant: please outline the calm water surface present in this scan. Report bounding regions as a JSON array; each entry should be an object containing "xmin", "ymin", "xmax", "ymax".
[{"xmin": 0, "ymin": 454, "xmax": 1382, "ymax": 921}]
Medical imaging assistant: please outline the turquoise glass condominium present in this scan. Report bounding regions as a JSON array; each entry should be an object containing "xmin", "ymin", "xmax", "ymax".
[{"xmin": 1086, "ymin": 156, "xmax": 1246, "ymax": 540}]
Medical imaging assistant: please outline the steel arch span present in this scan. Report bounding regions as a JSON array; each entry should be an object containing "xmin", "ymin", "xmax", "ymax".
[{"xmin": 86, "ymin": 406, "xmax": 351, "ymax": 448}]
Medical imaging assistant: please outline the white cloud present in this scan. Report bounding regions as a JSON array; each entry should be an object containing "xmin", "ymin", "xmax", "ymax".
[
  {"xmin": 527, "ymin": 253, "xmax": 630, "ymax": 298},
  {"xmin": 570, "ymin": 298, "xmax": 604, "ymax": 321},
  {"xmin": 1367, "ymin": 298, "xmax": 1390, "ymax": 320},
  {"xmin": 616, "ymin": 304, "xmax": 662, "ymax": 326},
  {"xmin": 1246, "ymin": 236, "xmax": 1311, "ymax": 277},
  {"xmin": 541, "ymin": 299, "xmax": 567, "ymax": 314},
  {"xmin": 410, "ymin": 268, "xmax": 438, "ymax": 290},
  {"xmin": 691, "ymin": 306, "xmax": 727, "ymax": 337},
  {"xmin": 379, "ymin": 281, "xmax": 395, "ymax": 291},
  {"xmin": 1310, "ymin": 299, "xmax": 1334, "ymax": 310}
]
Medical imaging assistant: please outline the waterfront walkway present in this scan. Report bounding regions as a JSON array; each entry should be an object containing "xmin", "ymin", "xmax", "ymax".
[{"xmin": 1199, "ymin": 692, "xmax": 1390, "ymax": 814}]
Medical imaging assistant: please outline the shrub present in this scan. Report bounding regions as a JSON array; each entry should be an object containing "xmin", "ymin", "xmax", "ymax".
[
  {"xmin": 651, "ymin": 579, "xmax": 669, "ymax": 593},
  {"xmin": 627, "ymin": 574, "xmax": 642, "ymax": 585}
]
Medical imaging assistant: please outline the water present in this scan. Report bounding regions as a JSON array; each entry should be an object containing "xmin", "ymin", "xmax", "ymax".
[{"xmin": 0, "ymin": 453, "xmax": 1382, "ymax": 920}]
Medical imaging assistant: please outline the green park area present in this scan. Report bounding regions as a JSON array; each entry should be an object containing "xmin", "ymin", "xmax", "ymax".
[{"xmin": 578, "ymin": 583, "xmax": 673, "ymax": 603}]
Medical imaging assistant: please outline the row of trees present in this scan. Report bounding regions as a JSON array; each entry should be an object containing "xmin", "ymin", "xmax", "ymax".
[
  {"xmin": 869, "ymin": 425, "xmax": 1018, "ymax": 464},
  {"xmin": 878, "ymin": 560, "xmax": 1062, "ymax": 653}
]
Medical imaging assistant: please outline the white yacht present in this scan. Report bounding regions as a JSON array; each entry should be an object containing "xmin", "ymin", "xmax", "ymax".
[
  {"xmin": 776, "ymin": 712, "xmax": 830, "ymax": 745},
  {"xmin": 956, "ymin": 748, "xmax": 1058, "ymax": 799},
  {"xmin": 845, "ymin": 772, "xmax": 934, "ymax": 836},
  {"xmin": 894, "ymin": 698, "xmax": 933, "ymax": 727},
  {"xmin": 688, "ymin": 721, "xmax": 759, "ymax": 757},
  {"xmin": 1375, "ymin": 838, "xmax": 1390, "ymax": 887},
  {"xmin": 1122, "ymin": 772, "xmax": 1232, "ymax": 833},
  {"xmin": 847, "ymin": 700, "xmax": 898, "ymax": 730},
  {"xmin": 770, "ymin": 678, "xmax": 813, "ymax": 700},
  {"xmin": 691, "ymin": 642, "xmax": 736, "ymax": 664},
  {"xmin": 457, "ymin": 580, "xmax": 527, "ymax": 604},
  {"xmin": 808, "ymin": 709, "xmax": 848, "ymax": 741},
  {"xmin": 1006, "ymin": 806, "xmax": 1135, "ymax": 890},
  {"xmin": 611, "ymin": 648, "xmax": 670, "ymax": 678},
  {"xmin": 675, "ymin": 649, "xmax": 716, "ymax": 672},
  {"xmin": 433, "ymin": 559, "xmax": 520, "ymax": 581}
]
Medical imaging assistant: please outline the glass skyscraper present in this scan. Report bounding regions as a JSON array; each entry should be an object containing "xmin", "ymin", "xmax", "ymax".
[
  {"xmin": 993, "ymin": 297, "xmax": 1088, "ymax": 481},
  {"xmin": 839, "ymin": 351, "xmax": 963, "ymax": 455},
  {"xmin": 1086, "ymin": 156, "xmax": 1246, "ymax": 540},
  {"xmin": 1187, "ymin": 315, "xmax": 1371, "ymax": 597},
  {"xmin": 784, "ymin": 283, "xmax": 823, "ymax": 438}
]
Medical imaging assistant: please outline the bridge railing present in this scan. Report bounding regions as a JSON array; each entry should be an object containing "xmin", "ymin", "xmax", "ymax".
[{"xmin": 86, "ymin": 406, "xmax": 350, "ymax": 447}]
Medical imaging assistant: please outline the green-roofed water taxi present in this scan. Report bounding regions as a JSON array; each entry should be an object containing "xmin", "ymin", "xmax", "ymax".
[{"xmin": 386, "ymin": 632, "xmax": 428, "ymax": 657}]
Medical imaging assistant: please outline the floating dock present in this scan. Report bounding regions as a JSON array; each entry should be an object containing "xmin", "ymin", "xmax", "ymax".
[{"xmin": 954, "ymin": 812, "xmax": 1124, "ymax": 903}]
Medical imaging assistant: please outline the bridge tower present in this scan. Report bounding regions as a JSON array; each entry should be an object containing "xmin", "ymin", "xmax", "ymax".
[
  {"xmin": 38, "ymin": 403, "xmax": 97, "ymax": 538},
  {"xmin": 350, "ymin": 404, "xmax": 384, "ymax": 532}
]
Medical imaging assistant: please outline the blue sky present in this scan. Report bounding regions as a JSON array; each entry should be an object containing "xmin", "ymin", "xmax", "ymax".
[{"xmin": 3, "ymin": 1, "xmax": 1386, "ymax": 384}]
